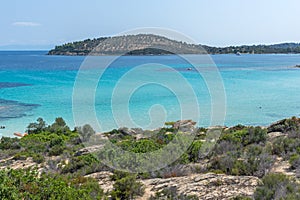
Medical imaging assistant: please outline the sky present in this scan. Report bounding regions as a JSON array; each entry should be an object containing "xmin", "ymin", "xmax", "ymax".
[{"xmin": 1, "ymin": 0, "xmax": 300, "ymax": 50}]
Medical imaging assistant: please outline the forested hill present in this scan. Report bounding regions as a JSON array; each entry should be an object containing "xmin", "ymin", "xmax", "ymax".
[
  {"xmin": 47, "ymin": 34, "xmax": 205, "ymax": 55},
  {"xmin": 48, "ymin": 34, "xmax": 300, "ymax": 55},
  {"xmin": 204, "ymin": 43, "xmax": 300, "ymax": 54}
]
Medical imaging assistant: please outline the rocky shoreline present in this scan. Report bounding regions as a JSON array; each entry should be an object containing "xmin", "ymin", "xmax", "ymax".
[{"xmin": 1, "ymin": 117, "xmax": 300, "ymax": 199}]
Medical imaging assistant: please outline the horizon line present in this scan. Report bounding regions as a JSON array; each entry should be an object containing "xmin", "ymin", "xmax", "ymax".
[{"xmin": 1, "ymin": 41, "xmax": 300, "ymax": 51}]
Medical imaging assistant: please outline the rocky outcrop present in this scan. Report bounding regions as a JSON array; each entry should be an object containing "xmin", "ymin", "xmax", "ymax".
[
  {"xmin": 85, "ymin": 171, "xmax": 114, "ymax": 193},
  {"xmin": 0, "ymin": 157, "xmax": 37, "ymax": 170},
  {"xmin": 267, "ymin": 131, "xmax": 287, "ymax": 140},
  {"xmin": 172, "ymin": 120, "xmax": 197, "ymax": 132},
  {"xmin": 75, "ymin": 144, "xmax": 105, "ymax": 156},
  {"xmin": 270, "ymin": 157, "xmax": 296, "ymax": 176},
  {"xmin": 82, "ymin": 171, "xmax": 260, "ymax": 199},
  {"xmin": 140, "ymin": 173, "xmax": 260, "ymax": 200}
]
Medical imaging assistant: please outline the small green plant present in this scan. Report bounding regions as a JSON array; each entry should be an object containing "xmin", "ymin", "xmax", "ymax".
[
  {"xmin": 231, "ymin": 196, "xmax": 252, "ymax": 200},
  {"xmin": 32, "ymin": 153, "xmax": 45, "ymax": 164},
  {"xmin": 0, "ymin": 168, "xmax": 104, "ymax": 199},
  {"xmin": 110, "ymin": 172, "xmax": 145, "ymax": 200},
  {"xmin": 165, "ymin": 121, "xmax": 175, "ymax": 126},
  {"xmin": 254, "ymin": 173, "xmax": 300, "ymax": 200},
  {"xmin": 289, "ymin": 154, "xmax": 300, "ymax": 169},
  {"xmin": 149, "ymin": 186, "xmax": 198, "ymax": 200}
]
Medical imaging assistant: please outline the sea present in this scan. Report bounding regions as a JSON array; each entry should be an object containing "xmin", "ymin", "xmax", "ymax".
[{"xmin": 1, "ymin": 51, "xmax": 300, "ymax": 137}]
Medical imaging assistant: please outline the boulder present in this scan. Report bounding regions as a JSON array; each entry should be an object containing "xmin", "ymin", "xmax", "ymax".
[{"xmin": 172, "ymin": 120, "xmax": 197, "ymax": 132}]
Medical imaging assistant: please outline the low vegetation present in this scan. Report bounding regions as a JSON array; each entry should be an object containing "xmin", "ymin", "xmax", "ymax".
[
  {"xmin": 0, "ymin": 116, "xmax": 300, "ymax": 199},
  {"xmin": 0, "ymin": 168, "xmax": 103, "ymax": 200}
]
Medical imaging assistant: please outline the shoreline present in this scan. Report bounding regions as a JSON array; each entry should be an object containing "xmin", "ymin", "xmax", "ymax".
[{"xmin": 1, "ymin": 116, "xmax": 300, "ymax": 199}]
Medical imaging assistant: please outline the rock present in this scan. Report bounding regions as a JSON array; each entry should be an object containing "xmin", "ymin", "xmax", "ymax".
[
  {"xmin": 117, "ymin": 127, "xmax": 144, "ymax": 136},
  {"xmin": 140, "ymin": 173, "xmax": 260, "ymax": 199},
  {"xmin": 172, "ymin": 120, "xmax": 197, "ymax": 132},
  {"xmin": 267, "ymin": 132, "xmax": 287, "ymax": 140},
  {"xmin": 118, "ymin": 127, "xmax": 133, "ymax": 135},
  {"xmin": 75, "ymin": 144, "xmax": 104, "ymax": 156},
  {"xmin": 85, "ymin": 171, "xmax": 114, "ymax": 193},
  {"xmin": 270, "ymin": 156, "xmax": 296, "ymax": 176}
]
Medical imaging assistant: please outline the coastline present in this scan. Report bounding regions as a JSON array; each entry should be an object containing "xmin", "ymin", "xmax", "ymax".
[{"xmin": 1, "ymin": 116, "xmax": 300, "ymax": 199}]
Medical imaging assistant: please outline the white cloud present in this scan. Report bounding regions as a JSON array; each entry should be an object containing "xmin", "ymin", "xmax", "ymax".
[{"xmin": 12, "ymin": 22, "xmax": 41, "ymax": 27}]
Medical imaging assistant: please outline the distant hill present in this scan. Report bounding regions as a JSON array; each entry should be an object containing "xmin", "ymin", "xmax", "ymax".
[
  {"xmin": 204, "ymin": 43, "xmax": 300, "ymax": 54},
  {"xmin": 48, "ymin": 34, "xmax": 300, "ymax": 55},
  {"xmin": 48, "ymin": 34, "xmax": 205, "ymax": 55}
]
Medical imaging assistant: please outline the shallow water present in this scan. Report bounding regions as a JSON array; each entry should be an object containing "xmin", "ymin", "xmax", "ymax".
[{"xmin": 1, "ymin": 51, "xmax": 300, "ymax": 137}]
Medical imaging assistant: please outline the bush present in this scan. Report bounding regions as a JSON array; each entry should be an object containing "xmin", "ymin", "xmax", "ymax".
[
  {"xmin": 0, "ymin": 137, "xmax": 21, "ymax": 150},
  {"xmin": 289, "ymin": 154, "xmax": 300, "ymax": 169},
  {"xmin": 272, "ymin": 137, "xmax": 300, "ymax": 157},
  {"xmin": 48, "ymin": 145, "xmax": 65, "ymax": 156},
  {"xmin": 26, "ymin": 117, "xmax": 47, "ymax": 134},
  {"xmin": 48, "ymin": 117, "xmax": 70, "ymax": 134},
  {"xmin": 231, "ymin": 196, "xmax": 252, "ymax": 200},
  {"xmin": 61, "ymin": 154, "xmax": 100, "ymax": 175},
  {"xmin": 220, "ymin": 126, "xmax": 267, "ymax": 146},
  {"xmin": 254, "ymin": 173, "xmax": 300, "ymax": 200},
  {"xmin": 165, "ymin": 121, "xmax": 175, "ymax": 126},
  {"xmin": 149, "ymin": 186, "xmax": 198, "ymax": 200},
  {"xmin": 117, "ymin": 139, "xmax": 162, "ymax": 153},
  {"xmin": 187, "ymin": 140, "xmax": 203, "ymax": 162},
  {"xmin": 49, "ymin": 136, "xmax": 64, "ymax": 147},
  {"xmin": 32, "ymin": 153, "xmax": 45, "ymax": 164},
  {"xmin": 110, "ymin": 173, "xmax": 144, "ymax": 200},
  {"xmin": 210, "ymin": 143, "xmax": 274, "ymax": 177},
  {"xmin": 13, "ymin": 151, "xmax": 31, "ymax": 160},
  {"xmin": 267, "ymin": 116, "xmax": 300, "ymax": 134},
  {"xmin": 0, "ymin": 168, "xmax": 104, "ymax": 200},
  {"xmin": 77, "ymin": 124, "xmax": 96, "ymax": 142}
]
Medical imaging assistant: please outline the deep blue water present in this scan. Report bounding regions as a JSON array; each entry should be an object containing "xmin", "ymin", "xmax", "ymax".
[{"xmin": 1, "ymin": 51, "xmax": 300, "ymax": 137}]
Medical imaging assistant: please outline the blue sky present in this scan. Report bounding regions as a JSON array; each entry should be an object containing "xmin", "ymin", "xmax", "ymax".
[{"xmin": 1, "ymin": 0, "xmax": 299, "ymax": 50}]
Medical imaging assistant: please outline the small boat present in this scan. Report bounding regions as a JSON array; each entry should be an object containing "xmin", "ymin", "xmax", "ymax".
[
  {"xmin": 187, "ymin": 68, "xmax": 192, "ymax": 71},
  {"xmin": 236, "ymin": 52, "xmax": 241, "ymax": 56},
  {"xmin": 13, "ymin": 132, "xmax": 28, "ymax": 137}
]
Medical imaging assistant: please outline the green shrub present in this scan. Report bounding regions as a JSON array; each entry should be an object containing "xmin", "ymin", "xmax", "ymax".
[
  {"xmin": 210, "ymin": 169, "xmax": 225, "ymax": 174},
  {"xmin": 272, "ymin": 137, "xmax": 300, "ymax": 156},
  {"xmin": 48, "ymin": 145, "xmax": 65, "ymax": 156},
  {"xmin": 221, "ymin": 126, "xmax": 267, "ymax": 146},
  {"xmin": 110, "ymin": 173, "xmax": 144, "ymax": 200},
  {"xmin": 76, "ymin": 124, "xmax": 96, "ymax": 142},
  {"xmin": 61, "ymin": 154, "xmax": 99, "ymax": 174},
  {"xmin": 0, "ymin": 137, "xmax": 21, "ymax": 150},
  {"xmin": 165, "ymin": 121, "xmax": 175, "ymax": 126},
  {"xmin": 117, "ymin": 139, "xmax": 162, "ymax": 153},
  {"xmin": 26, "ymin": 117, "xmax": 47, "ymax": 134},
  {"xmin": 289, "ymin": 154, "xmax": 300, "ymax": 169},
  {"xmin": 13, "ymin": 151, "xmax": 31, "ymax": 160},
  {"xmin": 267, "ymin": 116, "xmax": 300, "ymax": 134},
  {"xmin": 32, "ymin": 153, "xmax": 45, "ymax": 164},
  {"xmin": 187, "ymin": 140, "xmax": 203, "ymax": 162},
  {"xmin": 231, "ymin": 196, "xmax": 252, "ymax": 200},
  {"xmin": 49, "ymin": 136, "xmax": 64, "ymax": 147},
  {"xmin": 254, "ymin": 173, "xmax": 300, "ymax": 200},
  {"xmin": 149, "ymin": 186, "xmax": 198, "ymax": 200},
  {"xmin": 0, "ymin": 168, "xmax": 104, "ymax": 200},
  {"xmin": 48, "ymin": 117, "xmax": 70, "ymax": 134}
]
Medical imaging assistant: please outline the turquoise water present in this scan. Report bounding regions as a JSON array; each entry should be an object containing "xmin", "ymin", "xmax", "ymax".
[{"xmin": 1, "ymin": 51, "xmax": 300, "ymax": 137}]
